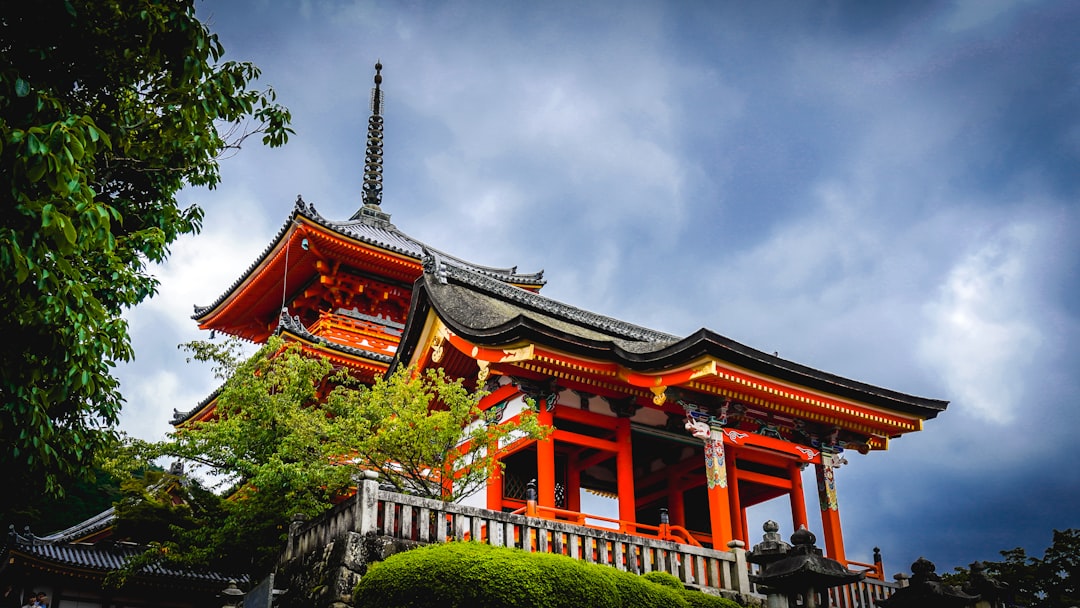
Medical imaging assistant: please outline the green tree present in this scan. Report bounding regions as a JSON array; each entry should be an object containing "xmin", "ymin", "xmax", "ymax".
[
  {"xmin": 946, "ymin": 529, "xmax": 1080, "ymax": 607},
  {"xmin": 0, "ymin": 0, "xmax": 292, "ymax": 520},
  {"xmin": 133, "ymin": 337, "xmax": 546, "ymax": 576},
  {"xmin": 325, "ymin": 364, "xmax": 549, "ymax": 503}
]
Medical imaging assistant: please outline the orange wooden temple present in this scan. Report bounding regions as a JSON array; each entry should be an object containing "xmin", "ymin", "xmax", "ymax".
[{"xmin": 178, "ymin": 63, "xmax": 948, "ymax": 569}]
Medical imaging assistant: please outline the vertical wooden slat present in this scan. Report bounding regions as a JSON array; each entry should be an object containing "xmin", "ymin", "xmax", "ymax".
[
  {"xmin": 688, "ymin": 555, "xmax": 702, "ymax": 585},
  {"xmin": 400, "ymin": 505, "xmax": 414, "ymax": 541},
  {"xmin": 382, "ymin": 501, "xmax": 396, "ymax": 536},
  {"xmin": 506, "ymin": 521, "xmax": 518, "ymax": 549},
  {"xmin": 614, "ymin": 541, "xmax": 626, "ymax": 571},
  {"xmin": 470, "ymin": 515, "xmax": 483, "ymax": 543},
  {"xmin": 434, "ymin": 509, "xmax": 447, "ymax": 542},
  {"xmin": 454, "ymin": 513, "xmax": 468, "ymax": 541},
  {"xmin": 418, "ymin": 507, "xmax": 431, "ymax": 542}
]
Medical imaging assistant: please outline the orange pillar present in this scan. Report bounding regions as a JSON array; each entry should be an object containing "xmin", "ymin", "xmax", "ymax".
[
  {"xmin": 668, "ymin": 478, "xmax": 686, "ymax": 527},
  {"xmin": 727, "ymin": 452, "xmax": 746, "ymax": 544},
  {"xmin": 790, "ymin": 463, "xmax": 809, "ymax": 531},
  {"xmin": 567, "ymin": 460, "xmax": 582, "ymax": 513},
  {"xmin": 705, "ymin": 430, "xmax": 733, "ymax": 548},
  {"xmin": 615, "ymin": 417, "xmax": 636, "ymax": 525},
  {"xmin": 536, "ymin": 404, "xmax": 556, "ymax": 514},
  {"xmin": 815, "ymin": 456, "xmax": 847, "ymax": 563},
  {"xmin": 487, "ymin": 460, "xmax": 502, "ymax": 511}
]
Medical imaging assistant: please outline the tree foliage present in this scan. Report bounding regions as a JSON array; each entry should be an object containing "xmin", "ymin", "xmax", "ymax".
[
  {"xmin": 325, "ymin": 363, "xmax": 548, "ymax": 503},
  {"xmin": 129, "ymin": 337, "xmax": 546, "ymax": 576},
  {"xmin": 946, "ymin": 529, "xmax": 1080, "ymax": 607},
  {"xmin": 0, "ymin": 0, "xmax": 292, "ymax": 518}
]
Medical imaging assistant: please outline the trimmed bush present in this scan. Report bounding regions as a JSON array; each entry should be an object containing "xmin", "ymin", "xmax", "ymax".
[
  {"xmin": 643, "ymin": 570, "xmax": 684, "ymax": 589},
  {"xmin": 353, "ymin": 542, "xmax": 691, "ymax": 608},
  {"xmin": 639, "ymin": 570, "xmax": 746, "ymax": 607},
  {"xmin": 678, "ymin": 590, "xmax": 745, "ymax": 608}
]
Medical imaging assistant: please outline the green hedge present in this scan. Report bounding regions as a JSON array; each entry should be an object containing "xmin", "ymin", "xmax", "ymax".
[
  {"xmin": 354, "ymin": 542, "xmax": 747, "ymax": 608},
  {"xmin": 641, "ymin": 570, "xmax": 746, "ymax": 607},
  {"xmin": 354, "ymin": 542, "xmax": 685, "ymax": 608}
]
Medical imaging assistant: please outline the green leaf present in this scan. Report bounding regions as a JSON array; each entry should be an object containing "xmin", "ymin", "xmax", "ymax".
[{"xmin": 15, "ymin": 77, "xmax": 30, "ymax": 97}]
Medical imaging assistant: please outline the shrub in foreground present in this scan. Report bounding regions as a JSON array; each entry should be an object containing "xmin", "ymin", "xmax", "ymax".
[
  {"xmin": 641, "ymin": 570, "xmax": 746, "ymax": 607},
  {"xmin": 354, "ymin": 542, "xmax": 690, "ymax": 608}
]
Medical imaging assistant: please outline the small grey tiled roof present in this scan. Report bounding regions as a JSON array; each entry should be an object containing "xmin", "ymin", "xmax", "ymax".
[
  {"xmin": 7, "ymin": 522, "xmax": 238, "ymax": 585},
  {"xmin": 192, "ymin": 197, "xmax": 544, "ymax": 320},
  {"xmin": 30, "ymin": 508, "xmax": 116, "ymax": 544},
  {"xmin": 7, "ymin": 538, "xmax": 235, "ymax": 584},
  {"xmin": 276, "ymin": 308, "xmax": 395, "ymax": 364}
]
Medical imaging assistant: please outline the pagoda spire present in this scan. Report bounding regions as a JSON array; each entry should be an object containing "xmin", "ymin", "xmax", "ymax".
[{"xmin": 351, "ymin": 61, "xmax": 391, "ymax": 223}]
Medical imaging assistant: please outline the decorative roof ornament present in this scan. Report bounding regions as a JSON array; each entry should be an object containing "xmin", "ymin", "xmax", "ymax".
[{"xmin": 351, "ymin": 61, "xmax": 392, "ymax": 224}]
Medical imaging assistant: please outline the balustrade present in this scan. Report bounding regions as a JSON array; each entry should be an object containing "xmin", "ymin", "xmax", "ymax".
[{"xmin": 283, "ymin": 477, "xmax": 900, "ymax": 604}]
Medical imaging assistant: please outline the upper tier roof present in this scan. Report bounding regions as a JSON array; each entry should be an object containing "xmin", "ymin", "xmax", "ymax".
[
  {"xmin": 191, "ymin": 197, "xmax": 545, "ymax": 322},
  {"xmin": 395, "ymin": 258, "xmax": 949, "ymax": 420}
]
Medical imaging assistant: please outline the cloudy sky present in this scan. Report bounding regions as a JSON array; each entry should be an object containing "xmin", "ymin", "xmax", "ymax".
[{"xmin": 116, "ymin": 0, "xmax": 1079, "ymax": 578}]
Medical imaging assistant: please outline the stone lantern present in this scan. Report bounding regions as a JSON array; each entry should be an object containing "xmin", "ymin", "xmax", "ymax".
[
  {"xmin": 877, "ymin": 557, "xmax": 979, "ymax": 608},
  {"xmin": 749, "ymin": 522, "xmax": 863, "ymax": 608}
]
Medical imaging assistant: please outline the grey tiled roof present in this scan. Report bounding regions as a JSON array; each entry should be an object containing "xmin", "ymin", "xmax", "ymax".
[
  {"xmin": 7, "ymin": 523, "xmax": 238, "ymax": 585},
  {"xmin": 402, "ymin": 259, "xmax": 949, "ymax": 418},
  {"xmin": 276, "ymin": 308, "xmax": 395, "ymax": 364},
  {"xmin": 192, "ymin": 197, "xmax": 544, "ymax": 319},
  {"xmin": 425, "ymin": 255, "xmax": 678, "ymax": 346},
  {"xmin": 8, "ymin": 538, "xmax": 236, "ymax": 584},
  {"xmin": 31, "ymin": 508, "xmax": 116, "ymax": 544}
]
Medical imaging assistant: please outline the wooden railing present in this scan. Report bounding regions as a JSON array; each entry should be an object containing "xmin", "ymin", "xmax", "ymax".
[
  {"xmin": 283, "ymin": 477, "xmax": 901, "ymax": 604},
  {"xmin": 285, "ymin": 477, "xmax": 751, "ymax": 595},
  {"xmin": 827, "ymin": 577, "xmax": 900, "ymax": 608}
]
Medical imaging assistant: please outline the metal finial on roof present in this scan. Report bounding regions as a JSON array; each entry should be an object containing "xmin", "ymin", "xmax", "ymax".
[
  {"xmin": 362, "ymin": 62, "xmax": 384, "ymax": 207},
  {"xmin": 352, "ymin": 61, "xmax": 391, "ymax": 223},
  {"xmin": 372, "ymin": 60, "xmax": 383, "ymax": 115}
]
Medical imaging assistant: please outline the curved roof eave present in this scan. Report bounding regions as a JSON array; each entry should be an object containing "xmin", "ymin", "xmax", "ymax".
[
  {"xmin": 403, "ymin": 265, "xmax": 948, "ymax": 419},
  {"xmin": 275, "ymin": 308, "xmax": 395, "ymax": 365},
  {"xmin": 192, "ymin": 197, "xmax": 545, "ymax": 321}
]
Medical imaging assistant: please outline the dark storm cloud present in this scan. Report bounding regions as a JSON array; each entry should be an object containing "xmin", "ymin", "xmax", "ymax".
[{"xmin": 116, "ymin": 0, "xmax": 1080, "ymax": 575}]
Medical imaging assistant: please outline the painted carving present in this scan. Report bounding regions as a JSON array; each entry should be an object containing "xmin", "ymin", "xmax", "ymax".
[
  {"xmin": 430, "ymin": 332, "xmax": 445, "ymax": 363},
  {"xmin": 704, "ymin": 429, "xmax": 727, "ymax": 489},
  {"xmin": 685, "ymin": 417, "xmax": 711, "ymax": 439},
  {"xmin": 725, "ymin": 429, "xmax": 749, "ymax": 443},
  {"xmin": 816, "ymin": 453, "xmax": 843, "ymax": 511}
]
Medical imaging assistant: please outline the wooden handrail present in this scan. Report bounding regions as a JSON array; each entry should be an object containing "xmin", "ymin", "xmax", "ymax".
[{"xmin": 846, "ymin": 558, "xmax": 884, "ymax": 580}]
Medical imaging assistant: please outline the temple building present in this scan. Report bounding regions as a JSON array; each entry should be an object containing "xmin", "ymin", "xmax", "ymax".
[{"xmin": 175, "ymin": 63, "xmax": 948, "ymax": 571}]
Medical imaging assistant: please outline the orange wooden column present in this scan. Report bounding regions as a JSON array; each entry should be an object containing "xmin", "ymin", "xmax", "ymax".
[
  {"xmin": 789, "ymin": 463, "xmax": 809, "ymax": 531},
  {"xmin": 536, "ymin": 404, "xmax": 556, "ymax": 513},
  {"xmin": 815, "ymin": 456, "xmax": 847, "ymax": 563},
  {"xmin": 668, "ymin": 478, "xmax": 686, "ymax": 527},
  {"xmin": 727, "ymin": 451, "xmax": 746, "ymax": 543},
  {"xmin": 566, "ymin": 458, "xmax": 582, "ymax": 513},
  {"xmin": 705, "ymin": 429, "xmax": 733, "ymax": 548},
  {"xmin": 614, "ymin": 417, "xmax": 636, "ymax": 524},
  {"xmin": 486, "ymin": 433, "xmax": 505, "ymax": 512}
]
